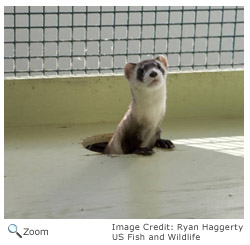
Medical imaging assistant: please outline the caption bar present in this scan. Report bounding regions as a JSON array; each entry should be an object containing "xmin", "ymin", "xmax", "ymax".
[{"xmin": 111, "ymin": 223, "xmax": 243, "ymax": 241}]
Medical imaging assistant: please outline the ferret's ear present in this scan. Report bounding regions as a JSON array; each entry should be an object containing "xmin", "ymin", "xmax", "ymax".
[
  {"xmin": 156, "ymin": 55, "xmax": 168, "ymax": 69},
  {"xmin": 124, "ymin": 63, "xmax": 136, "ymax": 80}
]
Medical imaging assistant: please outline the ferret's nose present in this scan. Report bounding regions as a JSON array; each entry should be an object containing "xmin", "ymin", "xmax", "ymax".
[{"xmin": 149, "ymin": 71, "xmax": 157, "ymax": 78}]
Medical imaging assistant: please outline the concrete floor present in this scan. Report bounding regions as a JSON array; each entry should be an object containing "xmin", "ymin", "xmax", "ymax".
[{"xmin": 4, "ymin": 118, "xmax": 244, "ymax": 219}]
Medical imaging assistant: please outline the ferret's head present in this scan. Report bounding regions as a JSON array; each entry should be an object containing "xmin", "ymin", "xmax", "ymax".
[{"xmin": 124, "ymin": 55, "xmax": 168, "ymax": 90}]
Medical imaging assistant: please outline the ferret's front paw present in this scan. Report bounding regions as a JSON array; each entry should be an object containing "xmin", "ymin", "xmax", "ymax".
[
  {"xmin": 134, "ymin": 147, "xmax": 155, "ymax": 156},
  {"xmin": 155, "ymin": 139, "xmax": 175, "ymax": 149}
]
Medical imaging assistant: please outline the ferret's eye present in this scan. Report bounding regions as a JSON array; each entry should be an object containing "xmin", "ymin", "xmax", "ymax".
[
  {"xmin": 137, "ymin": 68, "xmax": 143, "ymax": 74},
  {"xmin": 136, "ymin": 68, "xmax": 144, "ymax": 81},
  {"xmin": 157, "ymin": 63, "xmax": 162, "ymax": 70}
]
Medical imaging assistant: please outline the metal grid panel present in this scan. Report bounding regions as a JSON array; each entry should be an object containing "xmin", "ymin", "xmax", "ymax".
[{"xmin": 4, "ymin": 6, "xmax": 244, "ymax": 77}]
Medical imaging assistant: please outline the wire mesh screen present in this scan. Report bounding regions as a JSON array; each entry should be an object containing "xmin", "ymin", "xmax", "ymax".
[{"xmin": 4, "ymin": 6, "xmax": 244, "ymax": 77}]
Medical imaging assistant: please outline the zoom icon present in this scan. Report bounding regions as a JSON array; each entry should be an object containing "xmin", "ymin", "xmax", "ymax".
[{"xmin": 8, "ymin": 224, "xmax": 22, "ymax": 238}]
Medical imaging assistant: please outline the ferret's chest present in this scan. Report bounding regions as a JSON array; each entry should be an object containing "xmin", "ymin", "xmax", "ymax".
[{"xmin": 133, "ymin": 90, "xmax": 166, "ymax": 128}]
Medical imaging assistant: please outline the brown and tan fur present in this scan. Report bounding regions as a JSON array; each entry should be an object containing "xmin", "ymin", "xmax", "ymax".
[{"xmin": 104, "ymin": 55, "xmax": 174, "ymax": 155}]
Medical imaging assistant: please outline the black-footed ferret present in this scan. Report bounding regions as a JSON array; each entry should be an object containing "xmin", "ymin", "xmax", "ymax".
[{"xmin": 104, "ymin": 55, "xmax": 174, "ymax": 155}]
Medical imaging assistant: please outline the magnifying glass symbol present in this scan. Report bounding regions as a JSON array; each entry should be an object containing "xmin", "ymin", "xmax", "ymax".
[{"xmin": 8, "ymin": 224, "xmax": 22, "ymax": 238}]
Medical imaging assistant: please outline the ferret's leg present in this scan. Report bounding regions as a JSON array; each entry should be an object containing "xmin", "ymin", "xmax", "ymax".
[
  {"xmin": 154, "ymin": 128, "xmax": 175, "ymax": 149},
  {"xmin": 155, "ymin": 139, "xmax": 175, "ymax": 149},
  {"xmin": 134, "ymin": 147, "xmax": 155, "ymax": 156}
]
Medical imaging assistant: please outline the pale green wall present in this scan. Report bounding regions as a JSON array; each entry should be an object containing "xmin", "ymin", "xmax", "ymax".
[
  {"xmin": 166, "ymin": 70, "xmax": 244, "ymax": 119},
  {"xmin": 5, "ymin": 70, "xmax": 244, "ymax": 127}
]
